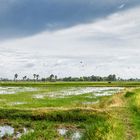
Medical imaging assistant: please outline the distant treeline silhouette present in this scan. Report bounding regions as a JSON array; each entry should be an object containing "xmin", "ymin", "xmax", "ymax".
[{"xmin": 0, "ymin": 74, "xmax": 139, "ymax": 82}]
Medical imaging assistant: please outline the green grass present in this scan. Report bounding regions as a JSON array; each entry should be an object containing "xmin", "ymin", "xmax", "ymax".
[
  {"xmin": 0, "ymin": 108, "xmax": 109, "ymax": 139},
  {"xmin": 124, "ymin": 88, "xmax": 140, "ymax": 139},
  {"xmin": 1, "ymin": 81, "xmax": 140, "ymax": 87}
]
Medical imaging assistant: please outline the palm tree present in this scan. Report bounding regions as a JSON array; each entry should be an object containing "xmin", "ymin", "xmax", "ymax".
[
  {"xmin": 14, "ymin": 74, "xmax": 18, "ymax": 81},
  {"xmin": 33, "ymin": 74, "xmax": 36, "ymax": 81},
  {"xmin": 23, "ymin": 77, "xmax": 25, "ymax": 81},
  {"xmin": 55, "ymin": 75, "xmax": 57, "ymax": 81},
  {"xmin": 23, "ymin": 76, "xmax": 27, "ymax": 81},
  {"xmin": 24, "ymin": 76, "xmax": 27, "ymax": 80},
  {"xmin": 36, "ymin": 75, "xmax": 39, "ymax": 81}
]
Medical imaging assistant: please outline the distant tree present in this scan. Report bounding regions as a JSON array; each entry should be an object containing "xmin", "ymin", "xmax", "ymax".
[
  {"xmin": 63, "ymin": 77, "xmax": 72, "ymax": 81},
  {"xmin": 14, "ymin": 74, "xmax": 18, "ymax": 81},
  {"xmin": 107, "ymin": 74, "xmax": 116, "ymax": 81},
  {"xmin": 118, "ymin": 77, "xmax": 121, "ymax": 81},
  {"xmin": 36, "ymin": 75, "xmax": 39, "ymax": 81},
  {"xmin": 49, "ymin": 74, "xmax": 54, "ymax": 81},
  {"xmin": 23, "ymin": 76, "xmax": 27, "ymax": 81},
  {"xmin": 54, "ymin": 75, "xmax": 57, "ymax": 81},
  {"xmin": 33, "ymin": 74, "xmax": 36, "ymax": 81},
  {"xmin": 79, "ymin": 77, "xmax": 84, "ymax": 81},
  {"xmin": 41, "ymin": 78, "xmax": 46, "ymax": 82},
  {"xmin": 91, "ymin": 75, "xmax": 97, "ymax": 81},
  {"xmin": 26, "ymin": 78, "xmax": 30, "ymax": 81}
]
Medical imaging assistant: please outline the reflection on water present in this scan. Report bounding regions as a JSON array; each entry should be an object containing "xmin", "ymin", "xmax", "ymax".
[
  {"xmin": 0, "ymin": 126, "xmax": 14, "ymax": 138},
  {"xmin": 0, "ymin": 87, "xmax": 36, "ymax": 95},
  {"xmin": 37, "ymin": 87, "xmax": 124, "ymax": 98}
]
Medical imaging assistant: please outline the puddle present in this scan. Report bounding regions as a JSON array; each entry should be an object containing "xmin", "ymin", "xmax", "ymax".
[
  {"xmin": 0, "ymin": 87, "xmax": 37, "ymax": 95},
  {"xmin": 16, "ymin": 131, "xmax": 22, "ymax": 138},
  {"xmin": 33, "ymin": 94, "xmax": 45, "ymax": 99},
  {"xmin": 57, "ymin": 128, "xmax": 82, "ymax": 140},
  {"xmin": 15, "ymin": 127, "xmax": 34, "ymax": 139},
  {"xmin": 58, "ymin": 128, "xmax": 68, "ymax": 136},
  {"xmin": 0, "ymin": 126, "xmax": 14, "ymax": 138},
  {"xmin": 0, "ymin": 125, "xmax": 34, "ymax": 139},
  {"xmin": 85, "ymin": 95, "xmax": 96, "ymax": 99},
  {"xmin": 13, "ymin": 127, "xmax": 34, "ymax": 139},
  {"xmin": 10, "ymin": 102, "xmax": 26, "ymax": 105},
  {"xmin": 94, "ymin": 90, "xmax": 121, "ymax": 97},
  {"xmin": 82, "ymin": 100, "xmax": 99, "ymax": 105},
  {"xmin": 72, "ymin": 131, "xmax": 82, "ymax": 140}
]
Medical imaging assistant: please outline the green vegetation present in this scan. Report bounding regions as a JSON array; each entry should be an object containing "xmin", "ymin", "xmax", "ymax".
[
  {"xmin": 1, "ymin": 81, "xmax": 140, "ymax": 87},
  {"xmin": 0, "ymin": 82, "xmax": 140, "ymax": 139},
  {"xmin": 125, "ymin": 88, "xmax": 140, "ymax": 139}
]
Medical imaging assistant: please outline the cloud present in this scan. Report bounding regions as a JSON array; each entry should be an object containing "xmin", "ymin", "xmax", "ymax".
[
  {"xmin": 0, "ymin": 0, "xmax": 140, "ymax": 40},
  {"xmin": 0, "ymin": 6, "xmax": 140, "ymax": 78}
]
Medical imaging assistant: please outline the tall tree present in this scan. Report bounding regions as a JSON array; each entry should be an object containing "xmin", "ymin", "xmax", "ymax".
[
  {"xmin": 14, "ymin": 73, "xmax": 18, "ymax": 81},
  {"xmin": 36, "ymin": 75, "xmax": 39, "ymax": 81},
  {"xmin": 33, "ymin": 74, "xmax": 36, "ymax": 81},
  {"xmin": 23, "ymin": 76, "xmax": 27, "ymax": 81},
  {"xmin": 107, "ymin": 74, "xmax": 116, "ymax": 81},
  {"xmin": 50, "ymin": 74, "xmax": 54, "ymax": 81},
  {"xmin": 54, "ymin": 75, "xmax": 57, "ymax": 81}
]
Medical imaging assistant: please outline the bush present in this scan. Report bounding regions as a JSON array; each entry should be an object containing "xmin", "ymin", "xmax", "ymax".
[{"xmin": 124, "ymin": 91, "xmax": 135, "ymax": 98}]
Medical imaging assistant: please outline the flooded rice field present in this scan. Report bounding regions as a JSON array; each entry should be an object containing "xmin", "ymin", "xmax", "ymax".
[
  {"xmin": 0, "ymin": 87, "xmax": 36, "ymax": 95},
  {"xmin": 0, "ymin": 86, "xmax": 124, "ymax": 107},
  {"xmin": 34, "ymin": 87, "xmax": 124, "ymax": 99},
  {"xmin": 0, "ymin": 84, "xmax": 128, "ymax": 139},
  {"xmin": 0, "ymin": 86, "xmax": 123, "ymax": 97},
  {"xmin": 50, "ymin": 87, "xmax": 122, "ymax": 96}
]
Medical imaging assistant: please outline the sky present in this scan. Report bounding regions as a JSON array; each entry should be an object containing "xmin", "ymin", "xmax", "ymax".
[{"xmin": 0, "ymin": 0, "xmax": 140, "ymax": 79}]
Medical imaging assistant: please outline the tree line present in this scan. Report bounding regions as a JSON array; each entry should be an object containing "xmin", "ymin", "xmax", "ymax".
[
  {"xmin": 0, "ymin": 74, "xmax": 139, "ymax": 82},
  {"xmin": 0, "ymin": 73, "xmax": 127, "ymax": 82}
]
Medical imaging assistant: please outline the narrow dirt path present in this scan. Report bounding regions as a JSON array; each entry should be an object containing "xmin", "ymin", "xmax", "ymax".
[
  {"xmin": 119, "ymin": 108, "xmax": 135, "ymax": 140},
  {"xmin": 108, "ymin": 92, "xmax": 136, "ymax": 140}
]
